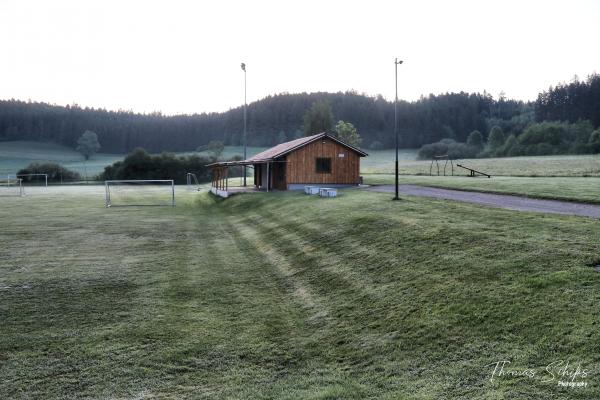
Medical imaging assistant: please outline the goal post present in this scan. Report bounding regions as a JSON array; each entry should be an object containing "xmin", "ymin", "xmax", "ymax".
[
  {"xmin": 16, "ymin": 173, "xmax": 48, "ymax": 187},
  {"xmin": 104, "ymin": 180, "xmax": 175, "ymax": 208},
  {"xmin": 0, "ymin": 178, "xmax": 25, "ymax": 197}
]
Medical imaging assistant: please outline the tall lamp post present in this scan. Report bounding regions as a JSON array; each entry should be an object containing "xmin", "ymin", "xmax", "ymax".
[
  {"xmin": 241, "ymin": 62, "xmax": 247, "ymax": 186},
  {"xmin": 393, "ymin": 58, "xmax": 403, "ymax": 200}
]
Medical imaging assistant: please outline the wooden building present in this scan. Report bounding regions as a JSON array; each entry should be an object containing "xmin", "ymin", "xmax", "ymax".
[{"xmin": 208, "ymin": 133, "xmax": 368, "ymax": 194}]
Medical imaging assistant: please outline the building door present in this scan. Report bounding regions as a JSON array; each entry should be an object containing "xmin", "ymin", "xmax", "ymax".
[{"xmin": 273, "ymin": 160, "xmax": 287, "ymax": 190}]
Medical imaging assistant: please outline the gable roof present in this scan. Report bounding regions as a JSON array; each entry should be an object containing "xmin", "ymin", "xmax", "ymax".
[
  {"xmin": 207, "ymin": 132, "xmax": 368, "ymax": 167},
  {"xmin": 247, "ymin": 132, "xmax": 368, "ymax": 162}
]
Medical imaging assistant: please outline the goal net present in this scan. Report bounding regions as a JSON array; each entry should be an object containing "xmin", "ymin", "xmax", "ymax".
[
  {"xmin": 0, "ymin": 178, "xmax": 25, "ymax": 197},
  {"xmin": 17, "ymin": 173, "xmax": 48, "ymax": 187},
  {"xmin": 105, "ymin": 180, "xmax": 175, "ymax": 207}
]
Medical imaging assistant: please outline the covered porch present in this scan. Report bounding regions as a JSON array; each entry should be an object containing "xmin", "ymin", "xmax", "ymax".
[{"xmin": 208, "ymin": 159, "xmax": 285, "ymax": 198}]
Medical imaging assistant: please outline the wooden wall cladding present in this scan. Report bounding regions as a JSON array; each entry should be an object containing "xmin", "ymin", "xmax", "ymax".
[{"xmin": 284, "ymin": 137, "xmax": 360, "ymax": 185}]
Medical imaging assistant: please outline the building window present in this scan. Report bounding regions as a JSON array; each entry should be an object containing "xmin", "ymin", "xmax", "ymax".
[{"xmin": 316, "ymin": 157, "xmax": 331, "ymax": 173}]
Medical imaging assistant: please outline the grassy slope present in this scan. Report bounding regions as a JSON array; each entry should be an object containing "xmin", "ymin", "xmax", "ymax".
[
  {"xmin": 362, "ymin": 152, "xmax": 600, "ymax": 177},
  {"xmin": 3, "ymin": 140, "xmax": 600, "ymax": 178},
  {"xmin": 0, "ymin": 141, "xmax": 124, "ymax": 176},
  {"xmin": 1, "ymin": 186, "xmax": 599, "ymax": 399},
  {"xmin": 365, "ymin": 175, "xmax": 600, "ymax": 204},
  {"xmin": 0, "ymin": 141, "xmax": 268, "ymax": 177}
]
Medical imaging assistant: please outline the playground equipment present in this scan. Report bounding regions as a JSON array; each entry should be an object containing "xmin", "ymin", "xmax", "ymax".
[
  {"xmin": 430, "ymin": 155, "xmax": 454, "ymax": 176},
  {"xmin": 186, "ymin": 172, "xmax": 201, "ymax": 191},
  {"xmin": 457, "ymin": 164, "xmax": 491, "ymax": 178}
]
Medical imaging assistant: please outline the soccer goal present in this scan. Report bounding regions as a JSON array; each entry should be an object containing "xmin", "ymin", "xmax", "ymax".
[
  {"xmin": 186, "ymin": 172, "xmax": 201, "ymax": 191},
  {"xmin": 0, "ymin": 178, "xmax": 25, "ymax": 197},
  {"xmin": 17, "ymin": 173, "xmax": 48, "ymax": 187},
  {"xmin": 104, "ymin": 180, "xmax": 175, "ymax": 207}
]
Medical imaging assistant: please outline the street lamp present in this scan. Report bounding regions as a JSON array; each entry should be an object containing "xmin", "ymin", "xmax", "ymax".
[
  {"xmin": 393, "ymin": 58, "xmax": 403, "ymax": 200},
  {"xmin": 241, "ymin": 62, "xmax": 247, "ymax": 186}
]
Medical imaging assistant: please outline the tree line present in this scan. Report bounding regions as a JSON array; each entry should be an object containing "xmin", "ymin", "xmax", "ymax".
[
  {"xmin": 1, "ymin": 74, "xmax": 598, "ymax": 154},
  {"xmin": 0, "ymin": 91, "xmax": 524, "ymax": 152},
  {"xmin": 416, "ymin": 75, "xmax": 600, "ymax": 159}
]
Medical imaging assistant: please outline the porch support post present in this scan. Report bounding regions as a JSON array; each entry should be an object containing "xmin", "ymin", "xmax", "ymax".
[{"xmin": 267, "ymin": 162, "xmax": 270, "ymax": 192}]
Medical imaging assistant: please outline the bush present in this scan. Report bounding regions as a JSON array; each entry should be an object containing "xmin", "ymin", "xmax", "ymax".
[
  {"xmin": 17, "ymin": 162, "xmax": 81, "ymax": 182},
  {"xmin": 467, "ymin": 130, "xmax": 484, "ymax": 149},
  {"xmin": 516, "ymin": 120, "xmax": 594, "ymax": 156},
  {"xmin": 518, "ymin": 122, "xmax": 565, "ymax": 147},
  {"xmin": 100, "ymin": 148, "xmax": 242, "ymax": 184},
  {"xmin": 417, "ymin": 139, "xmax": 478, "ymax": 160}
]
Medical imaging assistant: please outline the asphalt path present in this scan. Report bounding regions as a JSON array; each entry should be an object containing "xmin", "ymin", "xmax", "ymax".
[{"xmin": 367, "ymin": 185, "xmax": 600, "ymax": 219}]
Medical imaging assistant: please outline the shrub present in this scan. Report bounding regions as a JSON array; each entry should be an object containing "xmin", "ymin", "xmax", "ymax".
[
  {"xmin": 516, "ymin": 120, "xmax": 594, "ymax": 156},
  {"xmin": 17, "ymin": 162, "xmax": 82, "ymax": 182},
  {"xmin": 417, "ymin": 139, "xmax": 478, "ymax": 160},
  {"xmin": 417, "ymin": 140, "xmax": 451, "ymax": 160},
  {"xmin": 518, "ymin": 122, "xmax": 565, "ymax": 147},
  {"xmin": 467, "ymin": 130, "xmax": 484, "ymax": 149},
  {"xmin": 100, "ymin": 148, "xmax": 242, "ymax": 184}
]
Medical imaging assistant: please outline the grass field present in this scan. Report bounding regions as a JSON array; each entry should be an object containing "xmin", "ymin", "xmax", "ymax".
[
  {"xmin": 362, "ymin": 153, "xmax": 600, "ymax": 177},
  {"xmin": 0, "ymin": 141, "xmax": 270, "ymax": 178},
  {"xmin": 1, "ymin": 185, "xmax": 599, "ymax": 398},
  {"xmin": 0, "ymin": 141, "xmax": 124, "ymax": 177},
  {"xmin": 3, "ymin": 141, "xmax": 600, "ymax": 180}
]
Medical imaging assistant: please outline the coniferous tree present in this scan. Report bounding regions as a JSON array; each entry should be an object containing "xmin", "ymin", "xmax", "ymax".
[
  {"xmin": 487, "ymin": 126, "xmax": 505, "ymax": 149},
  {"xmin": 302, "ymin": 101, "xmax": 334, "ymax": 136}
]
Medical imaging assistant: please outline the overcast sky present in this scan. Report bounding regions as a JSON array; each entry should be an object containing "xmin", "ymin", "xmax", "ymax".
[{"xmin": 1, "ymin": 0, "xmax": 599, "ymax": 115}]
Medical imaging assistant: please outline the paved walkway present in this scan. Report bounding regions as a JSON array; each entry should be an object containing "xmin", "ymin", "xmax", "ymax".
[{"xmin": 367, "ymin": 185, "xmax": 600, "ymax": 219}]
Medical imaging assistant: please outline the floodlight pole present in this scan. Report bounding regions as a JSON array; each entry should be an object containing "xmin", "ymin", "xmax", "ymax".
[
  {"xmin": 393, "ymin": 58, "xmax": 403, "ymax": 200},
  {"xmin": 241, "ymin": 62, "xmax": 247, "ymax": 186}
]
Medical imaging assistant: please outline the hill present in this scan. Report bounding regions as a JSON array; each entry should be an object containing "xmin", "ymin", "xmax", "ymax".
[
  {"xmin": 0, "ymin": 92, "xmax": 526, "ymax": 153},
  {"xmin": 0, "ymin": 141, "xmax": 269, "ymax": 177},
  {"xmin": 0, "ymin": 141, "xmax": 124, "ymax": 177},
  {"xmin": 1, "ymin": 74, "xmax": 598, "ymax": 154}
]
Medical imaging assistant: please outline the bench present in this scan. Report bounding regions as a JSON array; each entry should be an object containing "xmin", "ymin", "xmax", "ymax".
[
  {"xmin": 319, "ymin": 188, "xmax": 337, "ymax": 198},
  {"xmin": 304, "ymin": 186, "xmax": 320, "ymax": 195}
]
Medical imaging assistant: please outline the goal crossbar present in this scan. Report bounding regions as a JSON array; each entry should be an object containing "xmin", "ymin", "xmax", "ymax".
[
  {"xmin": 16, "ymin": 173, "xmax": 48, "ymax": 187},
  {"xmin": 105, "ymin": 180, "xmax": 175, "ymax": 207}
]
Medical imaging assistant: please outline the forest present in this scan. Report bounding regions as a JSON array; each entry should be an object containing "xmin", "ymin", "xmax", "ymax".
[{"xmin": 1, "ymin": 74, "xmax": 599, "ymax": 154}]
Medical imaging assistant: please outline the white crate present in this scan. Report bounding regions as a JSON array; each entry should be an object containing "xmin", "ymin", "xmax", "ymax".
[
  {"xmin": 319, "ymin": 188, "xmax": 337, "ymax": 197},
  {"xmin": 305, "ymin": 186, "xmax": 320, "ymax": 195}
]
